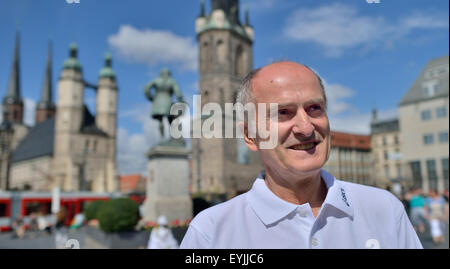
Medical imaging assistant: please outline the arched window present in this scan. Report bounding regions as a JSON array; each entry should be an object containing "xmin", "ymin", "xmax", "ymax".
[
  {"xmin": 216, "ymin": 39, "xmax": 226, "ymax": 64},
  {"xmin": 235, "ymin": 45, "xmax": 246, "ymax": 77},
  {"xmin": 202, "ymin": 41, "xmax": 210, "ymax": 71}
]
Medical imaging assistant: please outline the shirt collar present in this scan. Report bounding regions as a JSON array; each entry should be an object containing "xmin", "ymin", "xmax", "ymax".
[
  {"xmin": 320, "ymin": 169, "xmax": 354, "ymax": 219},
  {"xmin": 247, "ymin": 169, "xmax": 354, "ymax": 226}
]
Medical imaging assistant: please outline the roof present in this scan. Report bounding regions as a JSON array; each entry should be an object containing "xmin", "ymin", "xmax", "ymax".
[
  {"xmin": 120, "ymin": 174, "xmax": 145, "ymax": 192},
  {"xmin": 330, "ymin": 131, "xmax": 371, "ymax": 151},
  {"xmin": 11, "ymin": 117, "xmax": 55, "ymax": 163},
  {"xmin": 370, "ymin": 118, "xmax": 399, "ymax": 134},
  {"xmin": 11, "ymin": 105, "xmax": 107, "ymax": 163},
  {"xmin": 399, "ymin": 55, "xmax": 449, "ymax": 106},
  {"xmin": 63, "ymin": 43, "xmax": 82, "ymax": 72}
]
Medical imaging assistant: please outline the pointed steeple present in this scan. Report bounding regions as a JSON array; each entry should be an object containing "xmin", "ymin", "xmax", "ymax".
[
  {"xmin": 38, "ymin": 41, "xmax": 54, "ymax": 109},
  {"xmin": 4, "ymin": 31, "xmax": 22, "ymax": 105},
  {"xmin": 2, "ymin": 31, "xmax": 24, "ymax": 124},
  {"xmin": 35, "ymin": 41, "xmax": 56, "ymax": 124},
  {"xmin": 199, "ymin": 0, "xmax": 206, "ymax": 17},
  {"xmin": 244, "ymin": 4, "xmax": 250, "ymax": 26}
]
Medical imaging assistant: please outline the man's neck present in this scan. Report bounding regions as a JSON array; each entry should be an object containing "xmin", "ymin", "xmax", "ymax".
[{"xmin": 264, "ymin": 169, "xmax": 327, "ymax": 217}]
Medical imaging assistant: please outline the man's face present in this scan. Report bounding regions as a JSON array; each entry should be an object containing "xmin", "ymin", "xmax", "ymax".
[{"xmin": 247, "ymin": 62, "xmax": 331, "ymax": 177}]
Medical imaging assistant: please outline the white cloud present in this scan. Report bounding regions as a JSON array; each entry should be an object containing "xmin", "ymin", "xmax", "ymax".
[
  {"xmin": 324, "ymin": 82, "xmax": 355, "ymax": 115},
  {"xmin": 283, "ymin": 3, "xmax": 449, "ymax": 57},
  {"xmin": 108, "ymin": 25, "xmax": 198, "ymax": 71}
]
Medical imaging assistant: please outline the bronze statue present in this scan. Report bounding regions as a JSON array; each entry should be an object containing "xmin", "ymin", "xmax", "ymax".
[{"xmin": 144, "ymin": 68, "xmax": 184, "ymax": 140}]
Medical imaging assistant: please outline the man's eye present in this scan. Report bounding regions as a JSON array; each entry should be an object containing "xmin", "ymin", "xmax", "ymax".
[
  {"xmin": 279, "ymin": 109, "xmax": 288, "ymax": 115},
  {"xmin": 310, "ymin": 105, "xmax": 321, "ymax": 110}
]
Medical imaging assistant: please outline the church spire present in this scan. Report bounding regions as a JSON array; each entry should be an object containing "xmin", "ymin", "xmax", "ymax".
[
  {"xmin": 2, "ymin": 31, "xmax": 24, "ymax": 124},
  {"xmin": 38, "ymin": 41, "xmax": 53, "ymax": 108},
  {"xmin": 4, "ymin": 31, "xmax": 22, "ymax": 104},
  {"xmin": 35, "ymin": 41, "xmax": 56, "ymax": 124},
  {"xmin": 199, "ymin": 0, "xmax": 206, "ymax": 17}
]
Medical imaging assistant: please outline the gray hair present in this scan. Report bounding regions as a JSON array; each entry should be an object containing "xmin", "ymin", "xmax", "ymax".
[{"xmin": 235, "ymin": 61, "xmax": 327, "ymax": 110}]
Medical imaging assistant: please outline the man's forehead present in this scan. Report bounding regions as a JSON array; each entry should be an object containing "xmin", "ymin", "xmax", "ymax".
[{"xmin": 251, "ymin": 61, "xmax": 320, "ymax": 96}]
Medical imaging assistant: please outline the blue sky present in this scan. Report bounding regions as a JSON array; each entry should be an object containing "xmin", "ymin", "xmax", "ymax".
[{"xmin": 0, "ymin": 0, "xmax": 448, "ymax": 175}]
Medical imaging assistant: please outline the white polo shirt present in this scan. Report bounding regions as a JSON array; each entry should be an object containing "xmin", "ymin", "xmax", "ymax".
[{"xmin": 180, "ymin": 170, "xmax": 423, "ymax": 249}]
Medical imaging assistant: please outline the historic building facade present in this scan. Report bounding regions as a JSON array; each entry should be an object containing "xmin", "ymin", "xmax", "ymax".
[
  {"xmin": 370, "ymin": 110, "xmax": 405, "ymax": 189},
  {"xmin": 0, "ymin": 33, "xmax": 119, "ymax": 192},
  {"xmin": 323, "ymin": 131, "xmax": 373, "ymax": 186},
  {"xmin": 399, "ymin": 55, "xmax": 449, "ymax": 193}
]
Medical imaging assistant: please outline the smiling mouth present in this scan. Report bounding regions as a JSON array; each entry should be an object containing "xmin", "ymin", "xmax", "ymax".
[{"xmin": 289, "ymin": 142, "xmax": 319, "ymax": 151}]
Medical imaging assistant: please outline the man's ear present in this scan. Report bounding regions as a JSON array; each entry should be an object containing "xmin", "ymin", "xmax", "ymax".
[{"xmin": 238, "ymin": 121, "xmax": 258, "ymax": 152}]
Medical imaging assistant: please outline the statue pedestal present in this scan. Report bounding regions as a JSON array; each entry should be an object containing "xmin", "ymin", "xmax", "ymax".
[{"xmin": 141, "ymin": 144, "xmax": 192, "ymax": 224}]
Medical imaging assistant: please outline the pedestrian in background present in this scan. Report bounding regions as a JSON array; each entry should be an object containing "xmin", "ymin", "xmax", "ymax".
[
  {"xmin": 426, "ymin": 189, "xmax": 447, "ymax": 245},
  {"xmin": 147, "ymin": 215, "xmax": 179, "ymax": 249},
  {"xmin": 409, "ymin": 187, "xmax": 427, "ymax": 234}
]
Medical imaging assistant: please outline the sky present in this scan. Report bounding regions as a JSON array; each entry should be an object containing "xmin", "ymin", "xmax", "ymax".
[{"xmin": 0, "ymin": 0, "xmax": 448, "ymax": 176}]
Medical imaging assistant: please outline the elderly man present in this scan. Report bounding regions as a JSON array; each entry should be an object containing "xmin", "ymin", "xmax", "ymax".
[{"xmin": 180, "ymin": 61, "xmax": 422, "ymax": 249}]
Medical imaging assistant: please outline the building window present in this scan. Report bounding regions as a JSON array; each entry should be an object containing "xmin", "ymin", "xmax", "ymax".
[
  {"xmin": 396, "ymin": 164, "xmax": 402, "ymax": 179},
  {"xmin": 436, "ymin": 107, "xmax": 447, "ymax": 118},
  {"xmin": 384, "ymin": 150, "xmax": 388, "ymax": 160},
  {"xmin": 382, "ymin": 137, "xmax": 387, "ymax": 146},
  {"xmin": 394, "ymin": 135, "xmax": 399, "ymax": 145},
  {"xmin": 93, "ymin": 140, "xmax": 97, "ymax": 153},
  {"xmin": 85, "ymin": 140, "xmax": 90, "ymax": 152},
  {"xmin": 439, "ymin": 131, "xmax": 449, "ymax": 143},
  {"xmin": 384, "ymin": 165, "xmax": 390, "ymax": 179},
  {"xmin": 442, "ymin": 158, "xmax": 449, "ymax": 190},
  {"xmin": 410, "ymin": 161, "xmax": 422, "ymax": 188},
  {"xmin": 421, "ymin": 110, "xmax": 432, "ymax": 121},
  {"xmin": 423, "ymin": 134, "xmax": 434, "ymax": 145},
  {"xmin": 426, "ymin": 159, "xmax": 438, "ymax": 191}
]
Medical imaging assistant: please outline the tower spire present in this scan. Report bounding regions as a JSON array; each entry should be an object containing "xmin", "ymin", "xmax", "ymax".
[
  {"xmin": 2, "ymin": 30, "xmax": 24, "ymax": 124},
  {"xmin": 35, "ymin": 40, "xmax": 56, "ymax": 124},
  {"xmin": 245, "ymin": 3, "xmax": 250, "ymax": 26},
  {"xmin": 39, "ymin": 41, "xmax": 53, "ymax": 106},
  {"xmin": 6, "ymin": 31, "xmax": 21, "ymax": 102},
  {"xmin": 199, "ymin": 0, "xmax": 205, "ymax": 17}
]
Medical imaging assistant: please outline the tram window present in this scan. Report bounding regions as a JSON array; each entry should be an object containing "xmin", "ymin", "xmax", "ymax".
[
  {"xmin": 0, "ymin": 203, "xmax": 7, "ymax": 217},
  {"xmin": 25, "ymin": 202, "xmax": 51, "ymax": 215},
  {"xmin": 25, "ymin": 202, "xmax": 41, "ymax": 215}
]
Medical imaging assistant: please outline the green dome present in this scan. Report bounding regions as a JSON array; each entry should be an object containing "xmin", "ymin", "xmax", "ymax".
[
  {"xmin": 99, "ymin": 52, "xmax": 116, "ymax": 80},
  {"xmin": 63, "ymin": 43, "xmax": 82, "ymax": 71}
]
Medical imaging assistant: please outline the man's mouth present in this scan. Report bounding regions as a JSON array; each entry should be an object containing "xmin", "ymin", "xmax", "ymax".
[{"xmin": 288, "ymin": 141, "xmax": 320, "ymax": 151}]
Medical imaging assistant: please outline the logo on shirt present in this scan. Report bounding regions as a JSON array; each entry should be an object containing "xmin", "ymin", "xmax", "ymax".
[
  {"xmin": 340, "ymin": 188, "xmax": 350, "ymax": 207},
  {"xmin": 365, "ymin": 239, "xmax": 380, "ymax": 249}
]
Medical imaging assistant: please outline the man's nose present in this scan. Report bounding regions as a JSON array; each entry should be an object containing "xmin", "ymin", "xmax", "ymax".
[{"xmin": 291, "ymin": 109, "xmax": 314, "ymax": 137}]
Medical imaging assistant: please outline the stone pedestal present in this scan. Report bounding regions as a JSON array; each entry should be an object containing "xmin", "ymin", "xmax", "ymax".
[{"xmin": 142, "ymin": 144, "xmax": 192, "ymax": 224}]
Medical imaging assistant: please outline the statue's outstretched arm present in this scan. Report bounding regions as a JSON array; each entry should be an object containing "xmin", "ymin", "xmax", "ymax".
[{"xmin": 144, "ymin": 81, "xmax": 156, "ymax": 101}]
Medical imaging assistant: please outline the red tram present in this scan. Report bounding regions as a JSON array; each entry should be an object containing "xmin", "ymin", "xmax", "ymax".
[{"xmin": 0, "ymin": 191, "xmax": 123, "ymax": 232}]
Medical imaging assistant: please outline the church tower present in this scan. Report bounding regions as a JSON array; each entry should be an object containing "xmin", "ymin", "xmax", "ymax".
[
  {"xmin": 35, "ymin": 41, "xmax": 56, "ymax": 124},
  {"xmin": 192, "ymin": 0, "xmax": 261, "ymax": 200},
  {"xmin": 96, "ymin": 53, "xmax": 118, "ymax": 192},
  {"xmin": 2, "ymin": 32, "xmax": 24, "ymax": 124},
  {"xmin": 53, "ymin": 43, "xmax": 85, "ymax": 191}
]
